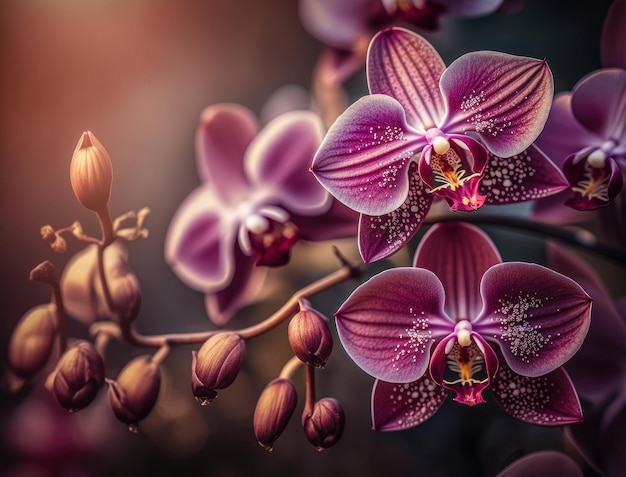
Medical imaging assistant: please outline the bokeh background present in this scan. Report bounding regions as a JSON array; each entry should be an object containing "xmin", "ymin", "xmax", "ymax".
[{"xmin": 1, "ymin": 1, "xmax": 622, "ymax": 476}]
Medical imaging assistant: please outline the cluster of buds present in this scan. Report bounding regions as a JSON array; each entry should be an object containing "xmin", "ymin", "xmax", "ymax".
[{"xmin": 191, "ymin": 332, "xmax": 246, "ymax": 404}]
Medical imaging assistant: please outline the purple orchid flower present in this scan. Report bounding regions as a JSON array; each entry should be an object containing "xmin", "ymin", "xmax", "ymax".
[
  {"xmin": 311, "ymin": 28, "xmax": 560, "ymax": 262},
  {"xmin": 534, "ymin": 0, "xmax": 626, "ymax": 216},
  {"xmin": 334, "ymin": 222, "xmax": 591, "ymax": 429},
  {"xmin": 165, "ymin": 104, "xmax": 357, "ymax": 325}
]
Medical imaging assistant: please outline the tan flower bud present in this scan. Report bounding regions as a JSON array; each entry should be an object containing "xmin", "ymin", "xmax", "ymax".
[
  {"xmin": 302, "ymin": 397, "xmax": 345, "ymax": 451},
  {"xmin": 8, "ymin": 304, "xmax": 57, "ymax": 378},
  {"xmin": 288, "ymin": 299, "xmax": 333, "ymax": 368},
  {"xmin": 191, "ymin": 332, "xmax": 246, "ymax": 405},
  {"xmin": 61, "ymin": 243, "xmax": 141, "ymax": 324},
  {"xmin": 107, "ymin": 355, "xmax": 161, "ymax": 432},
  {"xmin": 51, "ymin": 340, "xmax": 105, "ymax": 412},
  {"xmin": 70, "ymin": 131, "xmax": 113, "ymax": 212},
  {"xmin": 253, "ymin": 378, "xmax": 298, "ymax": 451}
]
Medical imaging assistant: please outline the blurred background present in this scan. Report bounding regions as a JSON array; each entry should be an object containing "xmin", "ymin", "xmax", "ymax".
[{"xmin": 0, "ymin": 1, "xmax": 621, "ymax": 476}]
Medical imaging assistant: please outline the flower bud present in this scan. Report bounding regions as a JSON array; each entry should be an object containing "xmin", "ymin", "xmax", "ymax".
[
  {"xmin": 70, "ymin": 131, "xmax": 113, "ymax": 212},
  {"xmin": 302, "ymin": 398, "xmax": 345, "ymax": 451},
  {"xmin": 50, "ymin": 340, "xmax": 105, "ymax": 412},
  {"xmin": 253, "ymin": 378, "xmax": 298, "ymax": 451},
  {"xmin": 107, "ymin": 355, "xmax": 161, "ymax": 432},
  {"xmin": 288, "ymin": 299, "xmax": 333, "ymax": 367},
  {"xmin": 191, "ymin": 332, "xmax": 246, "ymax": 404},
  {"xmin": 8, "ymin": 304, "xmax": 57, "ymax": 378},
  {"xmin": 61, "ymin": 243, "xmax": 141, "ymax": 324}
]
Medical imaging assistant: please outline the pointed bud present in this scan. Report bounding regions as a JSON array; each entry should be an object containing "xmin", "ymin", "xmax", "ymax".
[
  {"xmin": 191, "ymin": 332, "xmax": 246, "ymax": 404},
  {"xmin": 50, "ymin": 340, "xmax": 105, "ymax": 412},
  {"xmin": 9, "ymin": 304, "xmax": 57, "ymax": 379},
  {"xmin": 253, "ymin": 378, "xmax": 298, "ymax": 451},
  {"xmin": 288, "ymin": 299, "xmax": 333, "ymax": 368},
  {"xmin": 302, "ymin": 398, "xmax": 345, "ymax": 451},
  {"xmin": 70, "ymin": 131, "xmax": 113, "ymax": 212},
  {"xmin": 107, "ymin": 355, "xmax": 161, "ymax": 432},
  {"xmin": 61, "ymin": 243, "xmax": 141, "ymax": 324}
]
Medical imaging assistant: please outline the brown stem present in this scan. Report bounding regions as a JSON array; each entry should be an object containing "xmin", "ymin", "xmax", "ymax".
[
  {"xmin": 303, "ymin": 364, "xmax": 316, "ymax": 417},
  {"xmin": 30, "ymin": 261, "xmax": 68, "ymax": 353},
  {"xmin": 278, "ymin": 356, "xmax": 304, "ymax": 380}
]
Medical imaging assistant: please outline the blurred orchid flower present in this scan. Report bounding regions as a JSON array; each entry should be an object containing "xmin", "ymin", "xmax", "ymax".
[
  {"xmin": 534, "ymin": 0, "xmax": 626, "ymax": 232},
  {"xmin": 311, "ymin": 28, "xmax": 560, "ymax": 262},
  {"xmin": 334, "ymin": 222, "xmax": 590, "ymax": 429},
  {"xmin": 165, "ymin": 104, "xmax": 357, "ymax": 325},
  {"xmin": 495, "ymin": 451, "xmax": 583, "ymax": 477}
]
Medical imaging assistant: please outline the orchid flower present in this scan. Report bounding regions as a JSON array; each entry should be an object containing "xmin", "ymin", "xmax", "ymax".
[
  {"xmin": 534, "ymin": 0, "xmax": 626, "ymax": 218},
  {"xmin": 165, "ymin": 104, "xmax": 357, "ymax": 325},
  {"xmin": 334, "ymin": 222, "xmax": 591, "ymax": 429},
  {"xmin": 311, "ymin": 28, "xmax": 559, "ymax": 262}
]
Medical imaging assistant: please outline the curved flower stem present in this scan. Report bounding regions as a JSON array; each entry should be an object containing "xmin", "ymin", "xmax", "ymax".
[
  {"xmin": 278, "ymin": 356, "xmax": 304, "ymax": 380},
  {"xmin": 30, "ymin": 260, "xmax": 68, "ymax": 354},
  {"xmin": 425, "ymin": 214, "xmax": 626, "ymax": 264},
  {"xmin": 91, "ymin": 248, "xmax": 364, "ymax": 348},
  {"xmin": 303, "ymin": 364, "xmax": 316, "ymax": 417}
]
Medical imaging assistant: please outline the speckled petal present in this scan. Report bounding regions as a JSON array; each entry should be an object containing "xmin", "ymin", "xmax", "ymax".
[
  {"xmin": 335, "ymin": 268, "xmax": 452, "ymax": 383},
  {"xmin": 358, "ymin": 163, "xmax": 432, "ymax": 263},
  {"xmin": 367, "ymin": 27, "xmax": 446, "ymax": 132},
  {"xmin": 481, "ymin": 145, "xmax": 569, "ymax": 205},
  {"xmin": 204, "ymin": 247, "xmax": 267, "ymax": 326},
  {"xmin": 495, "ymin": 451, "xmax": 583, "ymax": 477},
  {"xmin": 246, "ymin": 111, "xmax": 330, "ymax": 216},
  {"xmin": 414, "ymin": 222, "xmax": 501, "ymax": 322},
  {"xmin": 195, "ymin": 104, "xmax": 258, "ymax": 204},
  {"xmin": 311, "ymin": 94, "xmax": 425, "ymax": 216},
  {"xmin": 535, "ymin": 93, "xmax": 602, "ymax": 167},
  {"xmin": 602, "ymin": 0, "xmax": 626, "ymax": 70},
  {"xmin": 490, "ymin": 362, "xmax": 583, "ymax": 426},
  {"xmin": 570, "ymin": 69, "xmax": 626, "ymax": 141},
  {"xmin": 371, "ymin": 375, "xmax": 448, "ymax": 431},
  {"xmin": 474, "ymin": 262, "xmax": 592, "ymax": 377},
  {"xmin": 441, "ymin": 52, "xmax": 553, "ymax": 158},
  {"xmin": 165, "ymin": 186, "xmax": 237, "ymax": 293}
]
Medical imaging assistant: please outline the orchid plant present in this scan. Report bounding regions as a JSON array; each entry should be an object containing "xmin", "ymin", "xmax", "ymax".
[
  {"xmin": 5, "ymin": 1, "xmax": 626, "ymax": 476},
  {"xmin": 311, "ymin": 27, "xmax": 566, "ymax": 262}
]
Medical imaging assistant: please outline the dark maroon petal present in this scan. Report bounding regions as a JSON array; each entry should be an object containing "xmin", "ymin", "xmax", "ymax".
[
  {"xmin": 441, "ymin": 52, "xmax": 553, "ymax": 158},
  {"xmin": 570, "ymin": 69, "xmax": 626, "ymax": 140},
  {"xmin": 371, "ymin": 375, "xmax": 448, "ymax": 431},
  {"xmin": 367, "ymin": 27, "xmax": 446, "ymax": 131},
  {"xmin": 490, "ymin": 363, "xmax": 583, "ymax": 426},
  {"xmin": 475, "ymin": 262, "xmax": 592, "ymax": 377},
  {"xmin": 563, "ymin": 154, "xmax": 623, "ymax": 211},
  {"xmin": 335, "ymin": 268, "xmax": 451, "ymax": 383},
  {"xmin": 495, "ymin": 451, "xmax": 583, "ymax": 477},
  {"xmin": 414, "ymin": 222, "xmax": 501, "ymax": 321},
  {"xmin": 482, "ymin": 145, "xmax": 569, "ymax": 205},
  {"xmin": 601, "ymin": 0, "xmax": 626, "ymax": 69},
  {"xmin": 358, "ymin": 163, "xmax": 432, "ymax": 263},
  {"xmin": 311, "ymin": 94, "xmax": 425, "ymax": 216}
]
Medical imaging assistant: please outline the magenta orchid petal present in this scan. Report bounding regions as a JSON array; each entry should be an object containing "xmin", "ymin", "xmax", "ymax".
[
  {"xmin": 335, "ymin": 268, "xmax": 452, "ymax": 383},
  {"xmin": 441, "ymin": 52, "xmax": 553, "ymax": 158},
  {"xmin": 570, "ymin": 69, "xmax": 626, "ymax": 140},
  {"xmin": 246, "ymin": 111, "xmax": 330, "ymax": 215},
  {"xmin": 165, "ymin": 186, "xmax": 236, "ymax": 293},
  {"xmin": 414, "ymin": 222, "xmax": 501, "ymax": 321},
  {"xmin": 311, "ymin": 94, "xmax": 425, "ymax": 216},
  {"xmin": 534, "ymin": 93, "xmax": 602, "ymax": 167},
  {"xmin": 204, "ymin": 247, "xmax": 267, "ymax": 326},
  {"xmin": 482, "ymin": 145, "xmax": 569, "ymax": 205},
  {"xmin": 475, "ymin": 262, "xmax": 592, "ymax": 377},
  {"xmin": 367, "ymin": 27, "xmax": 446, "ymax": 131},
  {"xmin": 293, "ymin": 200, "xmax": 359, "ymax": 242},
  {"xmin": 195, "ymin": 104, "xmax": 258, "ymax": 203},
  {"xmin": 358, "ymin": 163, "xmax": 432, "ymax": 263},
  {"xmin": 490, "ymin": 362, "xmax": 583, "ymax": 426},
  {"xmin": 495, "ymin": 451, "xmax": 583, "ymax": 477},
  {"xmin": 601, "ymin": 0, "xmax": 626, "ymax": 70},
  {"xmin": 371, "ymin": 375, "xmax": 448, "ymax": 431}
]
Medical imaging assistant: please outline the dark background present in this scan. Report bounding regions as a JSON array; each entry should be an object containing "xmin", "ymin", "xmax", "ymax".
[{"xmin": 0, "ymin": 1, "xmax": 620, "ymax": 476}]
